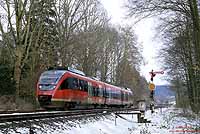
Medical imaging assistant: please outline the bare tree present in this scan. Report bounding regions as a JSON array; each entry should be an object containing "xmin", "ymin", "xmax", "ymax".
[
  {"xmin": 126, "ymin": 0, "xmax": 200, "ymax": 112},
  {"xmin": 0, "ymin": 0, "xmax": 45, "ymax": 98}
]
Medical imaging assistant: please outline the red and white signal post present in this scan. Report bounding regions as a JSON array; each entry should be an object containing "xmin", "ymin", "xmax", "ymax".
[{"xmin": 149, "ymin": 70, "xmax": 164, "ymax": 113}]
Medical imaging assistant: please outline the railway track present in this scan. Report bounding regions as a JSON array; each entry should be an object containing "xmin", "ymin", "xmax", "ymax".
[
  {"xmin": 0, "ymin": 108, "xmax": 136, "ymax": 123},
  {"xmin": 0, "ymin": 103, "xmax": 172, "ymax": 123}
]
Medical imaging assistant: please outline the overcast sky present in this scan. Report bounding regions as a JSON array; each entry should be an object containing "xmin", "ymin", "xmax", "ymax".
[{"xmin": 101, "ymin": 0, "xmax": 168, "ymax": 85}]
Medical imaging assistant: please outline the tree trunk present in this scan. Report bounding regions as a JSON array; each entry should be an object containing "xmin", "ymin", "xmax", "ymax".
[{"xmin": 14, "ymin": 47, "xmax": 23, "ymax": 98}]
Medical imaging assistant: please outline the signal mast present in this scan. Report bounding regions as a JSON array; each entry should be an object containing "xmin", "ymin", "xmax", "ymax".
[{"xmin": 149, "ymin": 69, "xmax": 164, "ymax": 113}]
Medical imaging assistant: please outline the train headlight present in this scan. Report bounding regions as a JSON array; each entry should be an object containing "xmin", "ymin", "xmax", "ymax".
[
  {"xmin": 38, "ymin": 84, "xmax": 56, "ymax": 90},
  {"xmin": 39, "ymin": 85, "xmax": 42, "ymax": 89}
]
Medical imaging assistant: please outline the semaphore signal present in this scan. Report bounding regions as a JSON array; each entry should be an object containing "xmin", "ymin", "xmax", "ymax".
[
  {"xmin": 149, "ymin": 69, "xmax": 164, "ymax": 113},
  {"xmin": 149, "ymin": 70, "xmax": 164, "ymax": 82}
]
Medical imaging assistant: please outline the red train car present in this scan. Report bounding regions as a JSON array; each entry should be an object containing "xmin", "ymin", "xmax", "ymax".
[{"xmin": 36, "ymin": 67, "xmax": 133, "ymax": 109}]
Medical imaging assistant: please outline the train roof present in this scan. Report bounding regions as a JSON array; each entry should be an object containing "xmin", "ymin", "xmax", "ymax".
[
  {"xmin": 48, "ymin": 67, "xmax": 85, "ymax": 76},
  {"xmin": 46, "ymin": 67, "xmax": 133, "ymax": 93}
]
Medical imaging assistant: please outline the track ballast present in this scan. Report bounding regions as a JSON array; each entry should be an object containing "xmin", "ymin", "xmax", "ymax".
[{"xmin": 0, "ymin": 108, "xmax": 137, "ymax": 123}]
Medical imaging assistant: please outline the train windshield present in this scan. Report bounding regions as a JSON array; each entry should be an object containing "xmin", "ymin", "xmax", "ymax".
[{"xmin": 38, "ymin": 70, "xmax": 66, "ymax": 90}]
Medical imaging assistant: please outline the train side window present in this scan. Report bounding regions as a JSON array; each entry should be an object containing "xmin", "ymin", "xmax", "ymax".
[
  {"xmin": 84, "ymin": 81, "xmax": 88, "ymax": 92},
  {"xmin": 79, "ymin": 80, "xmax": 88, "ymax": 92},
  {"xmin": 79, "ymin": 79, "xmax": 84, "ymax": 90},
  {"xmin": 118, "ymin": 91, "xmax": 120, "ymax": 99},
  {"xmin": 107, "ymin": 88, "xmax": 111, "ymax": 98},
  {"xmin": 103, "ymin": 88, "xmax": 106, "ymax": 97},
  {"xmin": 60, "ymin": 78, "xmax": 69, "ymax": 90},
  {"xmin": 72, "ymin": 78, "xmax": 79, "ymax": 89},
  {"xmin": 121, "ymin": 91, "xmax": 123, "ymax": 101},
  {"xmin": 106, "ymin": 89, "xmax": 110, "ymax": 98},
  {"xmin": 92, "ymin": 86, "xmax": 96, "ymax": 96},
  {"xmin": 60, "ymin": 78, "xmax": 88, "ymax": 90},
  {"xmin": 92, "ymin": 86, "xmax": 99, "ymax": 96},
  {"xmin": 128, "ymin": 93, "xmax": 130, "ymax": 101},
  {"xmin": 119, "ymin": 91, "xmax": 121, "ymax": 99},
  {"xmin": 98, "ymin": 88, "xmax": 103, "ymax": 97},
  {"xmin": 88, "ymin": 83, "xmax": 93, "ymax": 96},
  {"xmin": 113, "ymin": 90, "xmax": 116, "ymax": 99},
  {"xmin": 110, "ymin": 90, "xmax": 113, "ymax": 99},
  {"xmin": 111, "ymin": 90, "xmax": 114, "ymax": 99},
  {"xmin": 96, "ymin": 87, "xmax": 99, "ymax": 96},
  {"xmin": 113, "ymin": 90, "xmax": 118, "ymax": 99},
  {"xmin": 124, "ymin": 93, "xmax": 126, "ymax": 101},
  {"xmin": 98, "ymin": 88, "xmax": 101, "ymax": 97}
]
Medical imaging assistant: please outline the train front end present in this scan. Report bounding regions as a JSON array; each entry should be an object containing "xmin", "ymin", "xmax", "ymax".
[{"xmin": 36, "ymin": 70, "xmax": 66, "ymax": 108}]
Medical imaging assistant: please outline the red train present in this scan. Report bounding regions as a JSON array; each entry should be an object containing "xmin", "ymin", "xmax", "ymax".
[{"xmin": 36, "ymin": 67, "xmax": 133, "ymax": 109}]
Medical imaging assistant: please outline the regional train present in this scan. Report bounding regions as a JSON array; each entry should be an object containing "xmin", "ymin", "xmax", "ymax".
[{"xmin": 36, "ymin": 67, "xmax": 133, "ymax": 110}]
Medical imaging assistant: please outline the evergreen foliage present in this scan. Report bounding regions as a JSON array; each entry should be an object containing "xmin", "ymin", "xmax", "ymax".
[{"xmin": 0, "ymin": 63, "xmax": 15, "ymax": 95}]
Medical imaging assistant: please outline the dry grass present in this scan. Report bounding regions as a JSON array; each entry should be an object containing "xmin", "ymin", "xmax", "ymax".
[{"xmin": 0, "ymin": 95, "xmax": 35, "ymax": 111}]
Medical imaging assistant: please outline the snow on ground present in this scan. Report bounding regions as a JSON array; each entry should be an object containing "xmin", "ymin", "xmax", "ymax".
[{"xmin": 0, "ymin": 106, "xmax": 199, "ymax": 134}]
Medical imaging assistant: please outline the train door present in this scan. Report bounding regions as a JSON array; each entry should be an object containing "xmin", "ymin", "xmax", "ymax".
[
  {"xmin": 88, "ymin": 82, "xmax": 93, "ymax": 104},
  {"xmin": 121, "ymin": 91, "xmax": 124, "ymax": 105},
  {"xmin": 91, "ymin": 84, "xmax": 98, "ymax": 105},
  {"xmin": 98, "ymin": 84, "xmax": 103, "ymax": 104},
  {"xmin": 103, "ymin": 84, "xmax": 107, "ymax": 105}
]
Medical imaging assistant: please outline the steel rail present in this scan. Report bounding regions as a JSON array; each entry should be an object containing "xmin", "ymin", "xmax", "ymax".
[
  {"xmin": 0, "ymin": 104, "xmax": 171, "ymax": 123},
  {"xmin": 0, "ymin": 108, "xmax": 136, "ymax": 123}
]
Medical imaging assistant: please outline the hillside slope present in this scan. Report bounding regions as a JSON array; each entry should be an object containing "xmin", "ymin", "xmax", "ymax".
[{"xmin": 154, "ymin": 85, "xmax": 175, "ymax": 104}]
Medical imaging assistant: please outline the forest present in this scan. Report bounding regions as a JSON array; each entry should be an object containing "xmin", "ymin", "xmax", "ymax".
[{"xmin": 0, "ymin": 0, "xmax": 147, "ymax": 110}]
